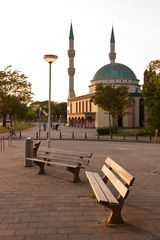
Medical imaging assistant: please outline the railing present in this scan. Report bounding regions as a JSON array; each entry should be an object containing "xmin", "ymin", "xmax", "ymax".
[
  {"xmin": 0, "ymin": 136, "xmax": 13, "ymax": 151},
  {"xmin": 31, "ymin": 131, "xmax": 159, "ymax": 143},
  {"xmin": 1, "ymin": 129, "xmax": 159, "ymax": 144}
]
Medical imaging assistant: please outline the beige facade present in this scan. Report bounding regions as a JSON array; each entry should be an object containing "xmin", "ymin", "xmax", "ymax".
[
  {"xmin": 67, "ymin": 94, "xmax": 143, "ymax": 128},
  {"xmin": 67, "ymin": 94, "xmax": 96, "ymax": 128},
  {"xmin": 67, "ymin": 25, "xmax": 144, "ymax": 129}
]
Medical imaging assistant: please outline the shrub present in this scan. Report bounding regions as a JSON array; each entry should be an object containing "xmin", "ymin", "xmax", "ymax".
[{"xmin": 96, "ymin": 127, "xmax": 117, "ymax": 135}]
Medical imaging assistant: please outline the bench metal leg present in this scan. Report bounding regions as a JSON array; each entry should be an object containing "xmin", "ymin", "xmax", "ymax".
[
  {"xmin": 67, "ymin": 167, "xmax": 81, "ymax": 183},
  {"xmin": 34, "ymin": 162, "xmax": 46, "ymax": 175}
]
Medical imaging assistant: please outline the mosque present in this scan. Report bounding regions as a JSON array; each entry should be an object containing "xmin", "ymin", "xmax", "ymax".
[{"xmin": 67, "ymin": 23, "xmax": 144, "ymax": 128}]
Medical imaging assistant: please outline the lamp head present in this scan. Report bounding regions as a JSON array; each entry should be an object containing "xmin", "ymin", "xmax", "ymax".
[{"xmin": 44, "ymin": 54, "xmax": 58, "ymax": 63}]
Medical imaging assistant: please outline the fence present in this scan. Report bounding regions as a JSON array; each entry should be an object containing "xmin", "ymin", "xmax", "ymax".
[
  {"xmin": 32, "ymin": 131, "xmax": 159, "ymax": 143},
  {"xmin": 0, "ymin": 136, "xmax": 13, "ymax": 151},
  {"xmin": 1, "ymin": 129, "xmax": 159, "ymax": 144}
]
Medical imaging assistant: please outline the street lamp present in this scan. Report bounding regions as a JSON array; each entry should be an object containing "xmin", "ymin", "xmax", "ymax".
[
  {"xmin": 38, "ymin": 107, "xmax": 42, "ymax": 138},
  {"xmin": 44, "ymin": 54, "xmax": 58, "ymax": 148}
]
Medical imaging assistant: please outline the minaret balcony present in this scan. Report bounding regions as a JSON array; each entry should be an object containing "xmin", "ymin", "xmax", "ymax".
[
  {"xmin": 68, "ymin": 50, "xmax": 75, "ymax": 57},
  {"xmin": 68, "ymin": 68, "xmax": 75, "ymax": 75}
]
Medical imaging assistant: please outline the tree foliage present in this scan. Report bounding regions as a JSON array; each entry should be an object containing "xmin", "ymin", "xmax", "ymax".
[
  {"xmin": 142, "ymin": 60, "xmax": 160, "ymax": 132},
  {"xmin": 0, "ymin": 65, "xmax": 33, "ymax": 127},
  {"xmin": 91, "ymin": 83, "xmax": 131, "ymax": 130},
  {"xmin": 30, "ymin": 101, "xmax": 67, "ymax": 123}
]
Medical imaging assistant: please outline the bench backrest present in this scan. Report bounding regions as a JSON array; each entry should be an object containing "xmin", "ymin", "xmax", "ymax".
[
  {"xmin": 101, "ymin": 157, "xmax": 135, "ymax": 199},
  {"xmin": 37, "ymin": 147, "xmax": 92, "ymax": 165},
  {"xmin": 39, "ymin": 147, "xmax": 92, "ymax": 158}
]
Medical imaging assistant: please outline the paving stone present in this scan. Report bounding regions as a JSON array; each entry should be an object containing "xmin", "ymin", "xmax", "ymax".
[{"xmin": 0, "ymin": 126, "xmax": 160, "ymax": 239}]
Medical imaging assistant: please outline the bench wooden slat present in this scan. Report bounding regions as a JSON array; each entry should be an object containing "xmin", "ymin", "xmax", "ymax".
[
  {"xmin": 85, "ymin": 171, "xmax": 108, "ymax": 203},
  {"xmin": 105, "ymin": 157, "xmax": 135, "ymax": 186},
  {"xmin": 86, "ymin": 171, "xmax": 119, "ymax": 204},
  {"xmin": 26, "ymin": 158, "xmax": 78, "ymax": 168},
  {"xmin": 92, "ymin": 172, "xmax": 119, "ymax": 204},
  {"xmin": 37, "ymin": 153, "xmax": 89, "ymax": 165},
  {"xmin": 39, "ymin": 147, "xmax": 92, "ymax": 158},
  {"xmin": 101, "ymin": 165, "xmax": 129, "ymax": 198}
]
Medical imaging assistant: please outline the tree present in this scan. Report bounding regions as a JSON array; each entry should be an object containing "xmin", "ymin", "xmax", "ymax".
[
  {"xmin": 25, "ymin": 107, "xmax": 37, "ymax": 123},
  {"xmin": 30, "ymin": 101, "xmax": 67, "ymax": 123},
  {"xmin": 91, "ymin": 83, "xmax": 131, "ymax": 132},
  {"xmin": 7, "ymin": 95, "xmax": 28, "ymax": 125},
  {"xmin": 54, "ymin": 102, "xmax": 67, "ymax": 123},
  {"xmin": 0, "ymin": 65, "xmax": 33, "ymax": 127},
  {"xmin": 142, "ymin": 60, "xmax": 160, "ymax": 132}
]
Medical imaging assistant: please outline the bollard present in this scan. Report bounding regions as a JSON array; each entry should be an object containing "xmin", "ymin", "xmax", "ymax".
[
  {"xmin": 59, "ymin": 131, "xmax": 62, "ymax": 139},
  {"xmin": 72, "ymin": 132, "xmax": 74, "ymax": 139},
  {"xmin": 149, "ymin": 135, "xmax": 152, "ymax": 142},
  {"xmin": 10, "ymin": 137, "xmax": 12, "ymax": 147},
  {"xmin": 24, "ymin": 137, "xmax": 33, "ymax": 167},
  {"xmin": 2, "ymin": 136, "xmax": 5, "ymax": 150},
  {"xmin": 110, "ymin": 133, "xmax": 113, "ymax": 140},
  {"xmin": 19, "ymin": 131, "xmax": 22, "ymax": 138},
  {"xmin": 8, "ymin": 137, "xmax": 11, "ymax": 147},
  {"xmin": 36, "ymin": 132, "xmax": 38, "ymax": 138},
  {"xmin": 85, "ymin": 132, "xmax": 87, "ymax": 139},
  {"xmin": 123, "ymin": 132, "xmax": 125, "ymax": 140}
]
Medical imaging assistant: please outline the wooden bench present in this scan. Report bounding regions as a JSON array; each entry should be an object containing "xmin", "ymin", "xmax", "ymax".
[
  {"xmin": 26, "ymin": 147, "xmax": 92, "ymax": 183},
  {"xmin": 85, "ymin": 157, "xmax": 135, "ymax": 225}
]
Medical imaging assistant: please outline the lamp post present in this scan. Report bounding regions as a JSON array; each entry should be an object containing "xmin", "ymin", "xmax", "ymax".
[
  {"xmin": 38, "ymin": 107, "xmax": 42, "ymax": 138},
  {"xmin": 44, "ymin": 54, "xmax": 58, "ymax": 148}
]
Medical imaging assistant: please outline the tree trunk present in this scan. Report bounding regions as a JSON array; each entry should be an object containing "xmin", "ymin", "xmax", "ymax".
[
  {"xmin": 113, "ymin": 115, "xmax": 118, "ymax": 129},
  {"xmin": 109, "ymin": 112, "xmax": 112, "ymax": 135},
  {"xmin": 2, "ymin": 113, "xmax": 7, "ymax": 127},
  {"xmin": 10, "ymin": 118, "xmax": 13, "ymax": 127}
]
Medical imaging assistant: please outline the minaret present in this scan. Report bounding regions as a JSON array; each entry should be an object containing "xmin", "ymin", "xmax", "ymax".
[
  {"xmin": 68, "ymin": 23, "xmax": 76, "ymax": 98},
  {"xmin": 109, "ymin": 27, "xmax": 116, "ymax": 63}
]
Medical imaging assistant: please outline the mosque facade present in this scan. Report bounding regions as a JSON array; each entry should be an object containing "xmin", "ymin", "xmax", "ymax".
[{"xmin": 67, "ymin": 24, "xmax": 144, "ymax": 128}]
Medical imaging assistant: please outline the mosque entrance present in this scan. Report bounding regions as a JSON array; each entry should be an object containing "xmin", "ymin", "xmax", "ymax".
[{"xmin": 68, "ymin": 113, "xmax": 95, "ymax": 128}]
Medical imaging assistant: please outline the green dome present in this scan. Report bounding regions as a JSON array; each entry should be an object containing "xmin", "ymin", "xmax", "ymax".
[{"xmin": 93, "ymin": 63, "xmax": 137, "ymax": 80}]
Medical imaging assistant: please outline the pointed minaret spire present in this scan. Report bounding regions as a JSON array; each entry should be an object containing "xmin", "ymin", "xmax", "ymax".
[
  {"xmin": 68, "ymin": 22, "xmax": 76, "ymax": 98},
  {"xmin": 69, "ymin": 22, "xmax": 74, "ymax": 40},
  {"xmin": 109, "ymin": 26, "xmax": 116, "ymax": 63}
]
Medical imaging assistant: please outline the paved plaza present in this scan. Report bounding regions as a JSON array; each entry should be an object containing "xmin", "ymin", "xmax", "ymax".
[{"xmin": 0, "ymin": 126, "xmax": 160, "ymax": 239}]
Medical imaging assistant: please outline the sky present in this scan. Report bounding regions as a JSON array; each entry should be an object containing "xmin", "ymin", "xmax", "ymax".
[{"xmin": 0, "ymin": 0, "xmax": 160, "ymax": 102}]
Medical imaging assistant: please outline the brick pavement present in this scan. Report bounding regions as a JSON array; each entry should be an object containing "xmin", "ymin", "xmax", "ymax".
[{"xmin": 0, "ymin": 128, "xmax": 160, "ymax": 239}]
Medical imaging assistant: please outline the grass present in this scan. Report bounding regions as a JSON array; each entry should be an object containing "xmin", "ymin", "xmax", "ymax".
[{"xmin": 0, "ymin": 122, "xmax": 35, "ymax": 133}]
